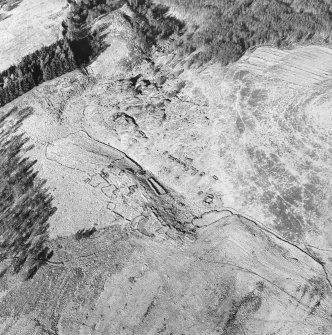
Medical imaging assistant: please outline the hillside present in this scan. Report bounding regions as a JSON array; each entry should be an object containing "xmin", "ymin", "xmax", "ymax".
[{"xmin": 0, "ymin": 0, "xmax": 332, "ymax": 334}]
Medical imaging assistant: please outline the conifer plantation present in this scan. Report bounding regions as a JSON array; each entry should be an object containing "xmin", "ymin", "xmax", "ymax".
[
  {"xmin": 0, "ymin": 39, "xmax": 77, "ymax": 107},
  {"xmin": 0, "ymin": 107, "xmax": 56, "ymax": 278}
]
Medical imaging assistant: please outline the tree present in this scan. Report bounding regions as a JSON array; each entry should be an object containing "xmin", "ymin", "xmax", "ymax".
[
  {"xmin": 0, "ymin": 87, "xmax": 5, "ymax": 106},
  {"xmin": 6, "ymin": 81, "xmax": 16, "ymax": 102},
  {"xmin": 2, "ymin": 86, "xmax": 10, "ymax": 104},
  {"xmin": 14, "ymin": 79, "xmax": 23, "ymax": 96},
  {"xmin": 42, "ymin": 64, "xmax": 54, "ymax": 81}
]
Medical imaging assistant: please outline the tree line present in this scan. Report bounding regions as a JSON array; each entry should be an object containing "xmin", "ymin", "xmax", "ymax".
[
  {"xmin": 0, "ymin": 39, "xmax": 77, "ymax": 107},
  {"xmin": 0, "ymin": 107, "xmax": 56, "ymax": 279}
]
